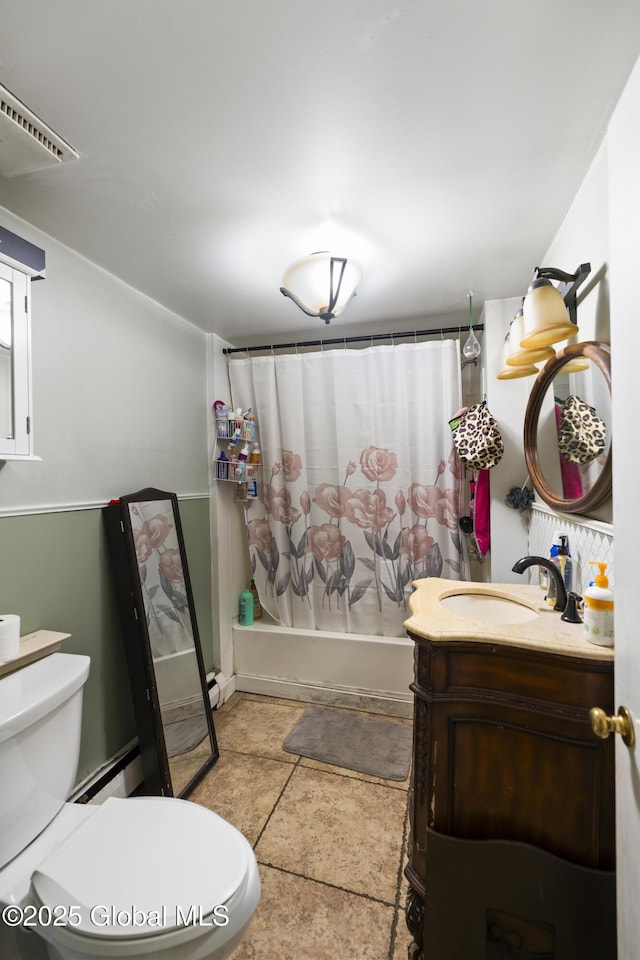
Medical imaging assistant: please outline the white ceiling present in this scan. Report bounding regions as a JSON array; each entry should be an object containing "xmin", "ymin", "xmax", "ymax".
[{"xmin": 1, "ymin": 2, "xmax": 639, "ymax": 345}]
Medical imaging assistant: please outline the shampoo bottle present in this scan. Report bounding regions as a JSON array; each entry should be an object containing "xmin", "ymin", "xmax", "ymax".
[
  {"xmin": 239, "ymin": 588, "xmax": 254, "ymax": 626},
  {"xmin": 583, "ymin": 562, "xmax": 614, "ymax": 647},
  {"xmin": 249, "ymin": 578, "xmax": 263, "ymax": 620}
]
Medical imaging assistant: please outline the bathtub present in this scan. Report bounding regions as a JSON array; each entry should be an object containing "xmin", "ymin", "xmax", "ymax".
[
  {"xmin": 232, "ymin": 619, "xmax": 414, "ymax": 718},
  {"xmin": 153, "ymin": 645, "xmax": 203, "ymax": 708}
]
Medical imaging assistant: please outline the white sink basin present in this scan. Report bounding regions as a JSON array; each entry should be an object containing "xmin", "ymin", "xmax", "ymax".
[{"xmin": 440, "ymin": 593, "xmax": 539, "ymax": 624}]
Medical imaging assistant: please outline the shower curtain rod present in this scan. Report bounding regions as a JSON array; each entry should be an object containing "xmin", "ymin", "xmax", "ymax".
[{"xmin": 222, "ymin": 322, "xmax": 484, "ymax": 356}]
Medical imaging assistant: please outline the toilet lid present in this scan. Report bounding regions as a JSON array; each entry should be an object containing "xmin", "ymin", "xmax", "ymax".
[{"xmin": 30, "ymin": 796, "xmax": 249, "ymax": 939}]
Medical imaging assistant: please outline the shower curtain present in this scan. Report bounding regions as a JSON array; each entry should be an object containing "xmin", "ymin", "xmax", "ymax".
[{"xmin": 228, "ymin": 339, "xmax": 464, "ymax": 637}]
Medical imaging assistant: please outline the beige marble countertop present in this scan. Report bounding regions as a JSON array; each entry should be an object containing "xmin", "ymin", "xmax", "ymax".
[{"xmin": 404, "ymin": 578, "xmax": 614, "ymax": 662}]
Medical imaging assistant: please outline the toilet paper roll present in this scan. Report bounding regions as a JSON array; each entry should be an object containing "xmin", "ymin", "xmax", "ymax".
[{"xmin": 0, "ymin": 614, "xmax": 21, "ymax": 662}]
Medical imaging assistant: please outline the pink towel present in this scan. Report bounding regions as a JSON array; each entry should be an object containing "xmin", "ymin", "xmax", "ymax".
[
  {"xmin": 554, "ymin": 402, "xmax": 583, "ymax": 500},
  {"xmin": 474, "ymin": 470, "xmax": 490, "ymax": 556}
]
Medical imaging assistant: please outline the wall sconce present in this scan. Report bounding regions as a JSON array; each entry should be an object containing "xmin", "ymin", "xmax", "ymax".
[
  {"xmin": 506, "ymin": 305, "xmax": 555, "ymax": 368},
  {"xmin": 497, "ymin": 320, "xmax": 541, "ymax": 380},
  {"xmin": 280, "ymin": 252, "xmax": 363, "ymax": 324},
  {"xmin": 520, "ymin": 263, "xmax": 591, "ymax": 349}
]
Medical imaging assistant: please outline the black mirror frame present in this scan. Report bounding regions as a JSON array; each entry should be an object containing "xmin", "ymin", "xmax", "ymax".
[
  {"xmin": 524, "ymin": 341, "xmax": 612, "ymax": 515},
  {"xmin": 104, "ymin": 487, "xmax": 219, "ymax": 797}
]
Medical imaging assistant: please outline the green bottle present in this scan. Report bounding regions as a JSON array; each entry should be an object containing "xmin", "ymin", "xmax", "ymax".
[{"xmin": 239, "ymin": 588, "xmax": 254, "ymax": 626}]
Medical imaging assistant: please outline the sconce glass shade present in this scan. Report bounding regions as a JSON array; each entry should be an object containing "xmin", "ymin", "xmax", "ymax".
[
  {"xmin": 280, "ymin": 252, "xmax": 363, "ymax": 324},
  {"xmin": 520, "ymin": 278, "xmax": 578, "ymax": 349},
  {"xmin": 557, "ymin": 357, "xmax": 590, "ymax": 373},
  {"xmin": 506, "ymin": 312, "xmax": 555, "ymax": 366},
  {"xmin": 497, "ymin": 332, "xmax": 540, "ymax": 380}
]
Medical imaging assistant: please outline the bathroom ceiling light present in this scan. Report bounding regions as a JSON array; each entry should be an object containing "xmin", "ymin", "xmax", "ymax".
[
  {"xmin": 280, "ymin": 252, "xmax": 363, "ymax": 325},
  {"xmin": 520, "ymin": 263, "xmax": 591, "ymax": 350}
]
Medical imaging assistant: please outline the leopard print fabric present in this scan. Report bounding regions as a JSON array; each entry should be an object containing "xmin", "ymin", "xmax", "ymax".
[
  {"xmin": 558, "ymin": 394, "xmax": 606, "ymax": 465},
  {"xmin": 453, "ymin": 401, "xmax": 504, "ymax": 470}
]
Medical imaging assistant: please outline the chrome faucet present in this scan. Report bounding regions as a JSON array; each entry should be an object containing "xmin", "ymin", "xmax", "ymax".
[{"xmin": 511, "ymin": 555, "xmax": 568, "ymax": 612}]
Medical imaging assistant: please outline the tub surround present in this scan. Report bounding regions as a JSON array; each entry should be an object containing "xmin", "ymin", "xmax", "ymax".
[
  {"xmin": 233, "ymin": 619, "xmax": 414, "ymax": 719},
  {"xmin": 404, "ymin": 576, "xmax": 615, "ymax": 960},
  {"xmin": 404, "ymin": 576, "xmax": 613, "ymax": 661}
]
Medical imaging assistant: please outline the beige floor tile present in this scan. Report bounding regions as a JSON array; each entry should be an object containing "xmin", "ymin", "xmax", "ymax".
[
  {"xmin": 255, "ymin": 766, "xmax": 408, "ymax": 902},
  {"xmin": 230, "ymin": 864, "xmax": 394, "ymax": 960},
  {"xmin": 187, "ymin": 752, "xmax": 293, "ymax": 845},
  {"xmin": 169, "ymin": 750, "xmax": 215, "ymax": 797},
  {"xmin": 215, "ymin": 691, "xmax": 246, "ymax": 715},
  {"xmin": 214, "ymin": 696, "xmax": 308, "ymax": 762}
]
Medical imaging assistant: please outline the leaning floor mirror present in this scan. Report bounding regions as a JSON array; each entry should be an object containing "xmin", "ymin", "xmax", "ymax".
[{"xmin": 104, "ymin": 487, "xmax": 219, "ymax": 798}]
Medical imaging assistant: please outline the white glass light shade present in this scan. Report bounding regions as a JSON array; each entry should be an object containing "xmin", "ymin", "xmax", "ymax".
[
  {"xmin": 506, "ymin": 313, "xmax": 555, "ymax": 366},
  {"xmin": 520, "ymin": 279, "xmax": 578, "ymax": 349},
  {"xmin": 497, "ymin": 335, "xmax": 539, "ymax": 380},
  {"xmin": 280, "ymin": 252, "xmax": 363, "ymax": 321}
]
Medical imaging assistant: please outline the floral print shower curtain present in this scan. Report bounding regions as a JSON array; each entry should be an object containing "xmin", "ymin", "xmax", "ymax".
[{"xmin": 228, "ymin": 340, "xmax": 465, "ymax": 637}]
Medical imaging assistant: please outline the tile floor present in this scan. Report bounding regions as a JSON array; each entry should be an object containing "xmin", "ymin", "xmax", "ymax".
[{"xmin": 176, "ymin": 691, "xmax": 414, "ymax": 960}]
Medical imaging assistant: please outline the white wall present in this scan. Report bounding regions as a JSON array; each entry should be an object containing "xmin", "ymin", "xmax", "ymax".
[
  {"xmin": 543, "ymin": 142, "xmax": 610, "ymax": 345},
  {"xmin": 0, "ymin": 206, "xmax": 209, "ymax": 512},
  {"xmin": 483, "ymin": 296, "xmax": 531, "ymax": 582},
  {"xmin": 485, "ymin": 132, "xmax": 613, "ymax": 576},
  {"xmin": 206, "ymin": 333, "xmax": 252, "ymax": 696}
]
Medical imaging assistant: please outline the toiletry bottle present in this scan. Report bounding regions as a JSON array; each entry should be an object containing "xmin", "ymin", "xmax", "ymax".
[
  {"xmin": 216, "ymin": 449, "xmax": 229, "ymax": 480},
  {"xmin": 228, "ymin": 426, "xmax": 242, "ymax": 457},
  {"xmin": 557, "ymin": 534, "xmax": 574, "ymax": 593},
  {"xmin": 540, "ymin": 530, "xmax": 560, "ymax": 596},
  {"xmin": 239, "ymin": 588, "xmax": 254, "ymax": 626},
  {"xmin": 544, "ymin": 533, "xmax": 561, "ymax": 607},
  {"xmin": 249, "ymin": 442, "xmax": 261, "ymax": 465},
  {"xmin": 238, "ymin": 442, "xmax": 249, "ymax": 462},
  {"xmin": 545, "ymin": 531, "xmax": 574, "ymax": 607},
  {"xmin": 583, "ymin": 562, "xmax": 614, "ymax": 647},
  {"xmin": 249, "ymin": 578, "xmax": 263, "ymax": 620}
]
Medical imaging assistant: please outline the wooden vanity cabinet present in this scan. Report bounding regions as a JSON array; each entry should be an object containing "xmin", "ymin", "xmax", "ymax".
[{"xmin": 405, "ymin": 633, "xmax": 616, "ymax": 960}]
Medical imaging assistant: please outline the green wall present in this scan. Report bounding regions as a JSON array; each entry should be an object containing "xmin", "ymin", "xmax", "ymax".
[{"xmin": 0, "ymin": 497, "xmax": 214, "ymax": 783}]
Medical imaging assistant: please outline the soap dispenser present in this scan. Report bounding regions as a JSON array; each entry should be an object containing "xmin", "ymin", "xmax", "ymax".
[{"xmin": 583, "ymin": 562, "xmax": 614, "ymax": 647}]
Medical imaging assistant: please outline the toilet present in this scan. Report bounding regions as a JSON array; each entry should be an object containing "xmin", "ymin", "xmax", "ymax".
[{"xmin": 0, "ymin": 653, "xmax": 260, "ymax": 960}]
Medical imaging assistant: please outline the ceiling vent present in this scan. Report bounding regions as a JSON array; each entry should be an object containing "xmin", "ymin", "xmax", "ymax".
[{"xmin": 0, "ymin": 83, "xmax": 79, "ymax": 177}]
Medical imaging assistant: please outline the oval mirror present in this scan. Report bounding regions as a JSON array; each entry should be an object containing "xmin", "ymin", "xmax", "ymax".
[{"xmin": 524, "ymin": 341, "xmax": 611, "ymax": 514}]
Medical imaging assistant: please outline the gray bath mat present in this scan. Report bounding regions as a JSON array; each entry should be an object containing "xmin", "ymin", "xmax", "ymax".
[
  {"xmin": 164, "ymin": 714, "xmax": 208, "ymax": 758},
  {"xmin": 283, "ymin": 705, "xmax": 412, "ymax": 781}
]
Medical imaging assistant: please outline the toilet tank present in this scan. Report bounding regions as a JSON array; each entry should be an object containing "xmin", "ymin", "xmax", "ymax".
[{"xmin": 0, "ymin": 653, "xmax": 90, "ymax": 868}]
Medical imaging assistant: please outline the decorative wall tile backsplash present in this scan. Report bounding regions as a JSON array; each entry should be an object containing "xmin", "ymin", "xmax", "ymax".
[{"xmin": 528, "ymin": 503, "xmax": 614, "ymax": 595}]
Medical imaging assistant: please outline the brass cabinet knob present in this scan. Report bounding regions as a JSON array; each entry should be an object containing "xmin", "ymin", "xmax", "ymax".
[{"xmin": 590, "ymin": 705, "xmax": 635, "ymax": 747}]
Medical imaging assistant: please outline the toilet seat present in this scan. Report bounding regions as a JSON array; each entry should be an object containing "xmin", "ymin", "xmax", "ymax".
[{"xmin": 29, "ymin": 795, "xmax": 253, "ymax": 955}]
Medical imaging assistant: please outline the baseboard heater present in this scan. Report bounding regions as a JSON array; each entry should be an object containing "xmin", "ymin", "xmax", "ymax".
[{"xmin": 71, "ymin": 744, "xmax": 142, "ymax": 805}]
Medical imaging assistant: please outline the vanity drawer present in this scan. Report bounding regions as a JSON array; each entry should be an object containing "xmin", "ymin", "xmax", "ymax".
[{"xmin": 411, "ymin": 636, "xmax": 613, "ymax": 714}]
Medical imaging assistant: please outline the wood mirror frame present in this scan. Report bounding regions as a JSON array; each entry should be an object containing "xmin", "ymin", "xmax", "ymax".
[
  {"xmin": 104, "ymin": 487, "xmax": 219, "ymax": 798},
  {"xmin": 524, "ymin": 341, "xmax": 612, "ymax": 514}
]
